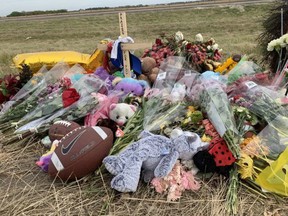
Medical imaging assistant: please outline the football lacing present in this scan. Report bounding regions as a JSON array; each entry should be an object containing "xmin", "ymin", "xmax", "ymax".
[{"xmin": 54, "ymin": 120, "xmax": 71, "ymax": 127}]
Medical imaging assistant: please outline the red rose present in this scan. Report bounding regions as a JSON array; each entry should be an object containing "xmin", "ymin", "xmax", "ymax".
[
  {"xmin": 155, "ymin": 38, "xmax": 163, "ymax": 46},
  {"xmin": 62, "ymin": 88, "xmax": 80, "ymax": 108}
]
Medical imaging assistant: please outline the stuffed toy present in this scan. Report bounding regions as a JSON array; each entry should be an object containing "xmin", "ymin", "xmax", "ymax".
[
  {"xmin": 84, "ymin": 93, "xmax": 119, "ymax": 126},
  {"xmin": 103, "ymin": 129, "xmax": 209, "ymax": 192},
  {"xmin": 36, "ymin": 140, "xmax": 59, "ymax": 172},
  {"xmin": 113, "ymin": 77, "xmax": 149, "ymax": 97},
  {"xmin": 108, "ymin": 103, "xmax": 137, "ymax": 127},
  {"xmin": 138, "ymin": 57, "xmax": 160, "ymax": 84},
  {"xmin": 94, "ymin": 66, "xmax": 115, "ymax": 90}
]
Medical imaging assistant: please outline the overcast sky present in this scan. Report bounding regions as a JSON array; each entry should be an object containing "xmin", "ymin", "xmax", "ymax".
[{"xmin": 0, "ymin": 0, "xmax": 197, "ymax": 16}]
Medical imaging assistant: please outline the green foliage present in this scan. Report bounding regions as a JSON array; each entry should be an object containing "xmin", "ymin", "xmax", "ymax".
[
  {"xmin": 257, "ymin": 0, "xmax": 288, "ymax": 72},
  {"xmin": 7, "ymin": 9, "xmax": 68, "ymax": 17}
]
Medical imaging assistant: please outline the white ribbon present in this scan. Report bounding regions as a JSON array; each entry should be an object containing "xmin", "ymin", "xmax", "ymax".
[{"xmin": 111, "ymin": 36, "xmax": 134, "ymax": 59}]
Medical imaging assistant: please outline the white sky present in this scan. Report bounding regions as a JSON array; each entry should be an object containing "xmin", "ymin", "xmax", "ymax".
[{"xmin": 0, "ymin": 0, "xmax": 197, "ymax": 16}]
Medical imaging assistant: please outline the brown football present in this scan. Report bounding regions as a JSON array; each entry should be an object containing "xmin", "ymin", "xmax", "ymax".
[
  {"xmin": 48, "ymin": 120, "xmax": 80, "ymax": 142},
  {"xmin": 48, "ymin": 126, "xmax": 114, "ymax": 181}
]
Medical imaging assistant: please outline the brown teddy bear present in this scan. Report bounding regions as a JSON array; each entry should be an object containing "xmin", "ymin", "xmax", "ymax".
[{"xmin": 138, "ymin": 57, "xmax": 159, "ymax": 85}]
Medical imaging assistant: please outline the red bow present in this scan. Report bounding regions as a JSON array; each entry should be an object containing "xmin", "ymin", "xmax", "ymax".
[{"xmin": 62, "ymin": 88, "xmax": 80, "ymax": 108}]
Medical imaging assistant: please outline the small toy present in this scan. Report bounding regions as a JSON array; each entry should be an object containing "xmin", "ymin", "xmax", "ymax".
[
  {"xmin": 36, "ymin": 140, "xmax": 59, "ymax": 172},
  {"xmin": 113, "ymin": 77, "xmax": 149, "ymax": 96},
  {"xmin": 138, "ymin": 57, "xmax": 160, "ymax": 84},
  {"xmin": 103, "ymin": 129, "xmax": 208, "ymax": 192},
  {"xmin": 94, "ymin": 66, "xmax": 115, "ymax": 90},
  {"xmin": 84, "ymin": 93, "xmax": 119, "ymax": 127},
  {"xmin": 108, "ymin": 103, "xmax": 137, "ymax": 126}
]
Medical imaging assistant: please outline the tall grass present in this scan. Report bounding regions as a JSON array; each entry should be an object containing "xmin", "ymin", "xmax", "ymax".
[{"xmin": 0, "ymin": 3, "xmax": 273, "ymax": 74}]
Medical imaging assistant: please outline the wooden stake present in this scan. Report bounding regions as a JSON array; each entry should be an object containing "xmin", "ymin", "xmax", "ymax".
[
  {"xmin": 119, "ymin": 12, "xmax": 131, "ymax": 77},
  {"xmin": 97, "ymin": 12, "xmax": 152, "ymax": 78}
]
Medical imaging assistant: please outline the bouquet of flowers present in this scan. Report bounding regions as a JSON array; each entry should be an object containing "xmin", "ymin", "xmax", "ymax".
[
  {"xmin": 0, "ymin": 63, "xmax": 70, "ymax": 130},
  {"xmin": 0, "ymin": 65, "xmax": 45, "ymax": 114},
  {"xmin": 227, "ymin": 55, "xmax": 262, "ymax": 85},
  {"xmin": 143, "ymin": 57, "xmax": 189, "ymax": 132},
  {"xmin": 199, "ymin": 77, "xmax": 241, "ymax": 158},
  {"xmin": 14, "ymin": 74, "xmax": 105, "ymax": 129},
  {"xmin": 142, "ymin": 31, "xmax": 222, "ymax": 72},
  {"xmin": 0, "ymin": 64, "xmax": 34, "ymax": 105},
  {"xmin": 232, "ymin": 81, "xmax": 288, "ymax": 123},
  {"xmin": 4, "ymin": 93, "xmax": 101, "ymax": 145}
]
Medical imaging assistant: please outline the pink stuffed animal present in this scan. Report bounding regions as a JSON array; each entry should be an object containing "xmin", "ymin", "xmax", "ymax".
[{"xmin": 85, "ymin": 93, "xmax": 119, "ymax": 126}]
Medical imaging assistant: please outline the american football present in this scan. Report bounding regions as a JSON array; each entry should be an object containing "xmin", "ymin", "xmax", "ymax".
[
  {"xmin": 48, "ymin": 120, "xmax": 80, "ymax": 142},
  {"xmin": 48, "ymin": 126, "xmax": 114, "ymax": 181}
]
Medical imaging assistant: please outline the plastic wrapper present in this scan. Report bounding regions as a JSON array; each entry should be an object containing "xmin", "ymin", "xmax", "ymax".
[
  {"xmin": 188, "ymin": 71, "xmax": 226, "ymax": 106},
  {"xmin": 199, "ymin": 78, "xmax": 240, "ymax": 157},
  {"xmin": 143, "ymin": 57, "xmax": 189, "ymax": 132},
  {"xmin": 255, "ymin": 146, "xmax": 288, "ymax": 196},
  {"xmin": 233, "ymin": 81, "xmax": 288, "ymax": 123},
  {"xmin": 15, "ymin": 94, "xmax": 99, "ymax": 133},
  {"xmin": 152, "ymin": 56, "xmax": 186, "ymax": 97},
  {"xmin": 16, "ymin": 74, "xmax": 105, "ymax": 127},
  {"xmin": 0, "ymin": 66, "xmax": 48, "ymax": 115},
  {"xmin": 0, "ymin": 62, "xmax": 70, "ymax": 124},
  {"xmin": 226, "ymin": 71, "xmax": 272, "ymax": 97},
  {"xmin": 227, "ymin": 55, "xmax": 261, "ymax": 85}
]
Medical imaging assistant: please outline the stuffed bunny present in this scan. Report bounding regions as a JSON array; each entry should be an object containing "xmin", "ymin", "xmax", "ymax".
[{"xmin": 103, "ymin": 129, "xmax": 208, "ymax": 192}]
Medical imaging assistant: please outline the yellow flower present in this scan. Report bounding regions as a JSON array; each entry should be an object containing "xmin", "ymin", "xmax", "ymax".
[
  {"xmin": 240, "ymin": 135, "xmax": 269, "ymax": 158},
  {"xmin": 186, "ymin": 106, "xmax": 196, "ymax": 117},
  {"xmin": 201, "ymin": 134, "xmax": 211, "ymax": 142},
  {"xmin": 182, "ymin": 118, "xmax": 191, "ymax": 125},
  {"xmin": 237, "ymin": 153, "xmax": 257, "ymax": 179},
  {"xmin": 31, "ymin": 79, "xmax": 37, "ymax": 85}
]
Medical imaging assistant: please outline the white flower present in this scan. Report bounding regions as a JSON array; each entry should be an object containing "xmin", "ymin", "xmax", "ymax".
[
  {"xmin": 280, "ymin": 33, "xmax": 288, "ymax": 43},
  {"xmin": 175, "ymin": 31, "xmax": 184, "ymax": 42},
  {"xmin": 267, "ymin": 39, "xmax": 281, "ymax": 51},
  {"xmin": 212, "ymin": 43, "xmax": 219, "ymax": 50},
  {"xmin": 195, "ymin": 33, "xmax": 203, "ymax": 42},
  {"xmin": 280, "ymin": 33, "xmax": 288, "ymax": 46}
]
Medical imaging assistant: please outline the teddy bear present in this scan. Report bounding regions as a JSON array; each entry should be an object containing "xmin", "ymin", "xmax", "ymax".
[
  {"xmin": 108, "ymin": 103, "xmax": 137, "ymax": 127},
  {"xmin": 113, "ymin": 77, "xmax": 149, "ymax": 97},
  {"xmin": 138, "ymin": 57, "xmax": 160, "ymax": 85},
  {"xmin": 103, "ymin": 129, "xmax": 209, "ymax": 192}
]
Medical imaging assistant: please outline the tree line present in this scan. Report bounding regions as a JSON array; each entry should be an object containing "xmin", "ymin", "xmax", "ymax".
[{"xmin": 7, "ymin": 9, "xmax": 68, "ymax": 17}]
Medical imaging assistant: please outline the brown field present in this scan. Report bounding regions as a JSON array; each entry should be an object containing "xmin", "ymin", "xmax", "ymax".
[{"xmin": 1, "ymin": 1, "xmax": 288, "ymax": 215}]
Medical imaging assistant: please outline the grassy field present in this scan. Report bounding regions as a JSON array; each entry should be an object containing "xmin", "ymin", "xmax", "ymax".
[
  {"xmin": 0, "ymin": 3, "xmax": 270, "ymax": 74},
  {"xmin": 1, "ymin": 2, "xmax": 288, "ymax": 216}
]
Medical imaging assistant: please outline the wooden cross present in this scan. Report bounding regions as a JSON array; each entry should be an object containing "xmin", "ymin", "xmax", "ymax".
[{"xmin": 97, "ymin": 12, "xmax": 151, "ymax": 77}]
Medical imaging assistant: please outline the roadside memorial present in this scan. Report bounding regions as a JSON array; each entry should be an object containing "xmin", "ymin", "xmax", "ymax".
[{"xmin": 2, "ymin": 7, "xmax": 288, "ymax": 216}]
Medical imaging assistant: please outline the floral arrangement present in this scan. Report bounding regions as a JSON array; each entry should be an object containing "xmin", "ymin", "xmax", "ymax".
[
  {"xmin": 142, "ymin": 31, "xmax": 222, "ymax": 72},
  {"xmin": 151, "ymin": 160, "xmax": 200, "ymax": 201},
  {"xmin": 0, "ymin": 64, "xmax": 33, "ymax": 104}
]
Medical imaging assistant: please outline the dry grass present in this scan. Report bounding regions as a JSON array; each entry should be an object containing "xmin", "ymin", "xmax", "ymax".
[
  {"xmin": 1, "ymin": 137, "xmax": 288, "ymax": 215},
  {"xmin": 1, "ymin": 2, "xmax": 288, "ymax": 216}
]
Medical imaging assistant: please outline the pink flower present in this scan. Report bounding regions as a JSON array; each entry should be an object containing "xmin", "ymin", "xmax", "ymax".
[
  {"xmin": 151, "ymin": 177, "xmax": 168, "ymax": 193},
  {"xmin": 167, "ymin": 184, "xmax": 183, "ymax": 201},
  {"xmin": 181, "ymin": 171, "xmax": 201, "ymax": 190},
  {"xmin": 150, "ymin": 160, "xmax": 201, "ymax": 201},
  {"xmin": 60, "ymin": 77, "xmax": 72, "ymax": 89}
]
